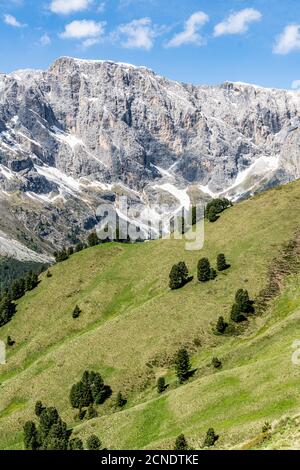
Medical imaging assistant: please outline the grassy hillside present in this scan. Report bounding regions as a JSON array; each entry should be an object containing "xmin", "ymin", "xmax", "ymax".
[{"xmin": 1, "ymin": 181, "xmax": 300, "ymax": 450}]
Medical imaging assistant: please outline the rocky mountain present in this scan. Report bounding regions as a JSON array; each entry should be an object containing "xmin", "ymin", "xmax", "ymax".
[{"xmin": 0, "ymin": 56, "xmax": 300, "ymax": 258}]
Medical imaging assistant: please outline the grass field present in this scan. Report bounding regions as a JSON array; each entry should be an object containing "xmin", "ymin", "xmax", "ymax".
[{"xmin": 1, "ymin": 180, "xmax": 300, "ymax": 449}]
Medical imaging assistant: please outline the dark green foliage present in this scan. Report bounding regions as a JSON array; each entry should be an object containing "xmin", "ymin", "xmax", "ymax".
[
  {"xmin": 230, "ymin": 302, "xmax": 246, "ymax": 323},
  {"xmin": 53, "ymin": 248, "xmax": 69, "ymax": 263},
  {"xmin": 25, "ymin": 271, "xmax": 39, "ymax": 291},
  {"xmin": 175, "ymin": 348, "xmax": 191, "ymax": 383},
  {"xmin": 215, "ymin": 316, "xmax": 228, "ymax": 334},
  {"xmin": 217, "ymin": 254, "xmax": 229, "ymax": 271},
  {"xmin": 197, "ymin": 258, "xmax": 211, "ymax": 282},
  {"xmin": 87, "ymin": 405, "xmax": 98, "ymax": 420},
  {"xmin": 231, "ymin": 289, "xmax": 254, "ymax": 323},
  {"xmin": 11, "ymin": 278, "xmax": 25, "ymax": 300},
  {"xmin": 206, "ymin": 206, "xmax": 219, "ymax": 223},
  {"xmin": 75, "ymin": 242, "xmax": 84, "ymax": 253},
  {"xmin": 212, "ymin": 357, "xmax": 222, "ymax": 369},
  {"xmin": 46, "ymin": 270, "xmax": 52, "ymax": 278},
  {"xmin": 116, "ymin": 391, "xmax": 127, "ymax": 408},
  {"xmin": 157, "ymin": 377, "xmax": 166, "ymax": 394},
  {"xmin": 6, "ymin": 335, "xmax": 15, "ymax": 347},
  {"xmin": 39, "ymin": 407, "xmax": 70, "ymax": 450},
  {"xmin": 209, "ymin": 268, "xmax": 217, "ymax": 280},
  {"xmin": 86, "ymin": 434, "xmax": 102, "ymax": 451},
  {"xmin": 174, "ymin": 433, "xmax": 188, "ymax": 451},
  {"xmin": 67, "ymin": 247, "xmax": 74, "ymax": 256},
  {"xmin": 203, "ymin": 428, "xmax": 219, "ymax": 447},
  {"xmin": 35, "ymin": 401, "xmax": 45, "ymax": 417},
  {"xmin": 72, "ymin": 305, "xmax": 81, "ymax": 319},
  {"xmin": 169, "ymin": 262, "xmax": 190, "ymax": 290},
  {"xmin": 87, "ymin": 232, "xmax": 100, "ymax": 247},
  {"xmin": 0, "ymin": 294, "xmax": 16, "ymax": 327},
  {"xmin": 24, "ymin": 421, "xmax": 39, "ymax": 450},
  {"xmin": 68, "ymin": 438, "xmax": 84, "ymax": 450},
  {"xmin": 70, "ymin": 371, "xmax": 112, "ymax": 411},
  {"xmin": 206, "ymin": 198, "xmax": 232, "ymax": 223},
  {"xmin": 0, "ymin": 257, "xmax": 45, "ymax": 292}
]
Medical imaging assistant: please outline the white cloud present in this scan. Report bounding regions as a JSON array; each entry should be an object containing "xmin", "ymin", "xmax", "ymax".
[
  {"xmin": 291, "ymin": 80, "xmax": 300, "ymax": 90},
  {"xmin": 97, "ymin": 1, "xmax": 106, "ymax": 12},
  {"xmin": 214, "ymin": 8, "xmax": 262, "ymax": 37},
  {"xmin": 50, "ymin": 0, "xmax": 93, "ymax": 15},
  {"xmin": 166, "ymin": 11, "xmax": 209, "ymax": 48},
  {"xmin": 60, "ymin": 19, "xmax": 105, "ymax": 39},
  {"xmin": 3, "ymin": 14, "xmax": 24, "ymax": 27},
  {"xmin": 116, "ymin": 18, "xmax": 157, "ymax": 50},
  {"xmin": 273, "ymin": 24, "xmax": 300, "ymax": 55},
  {"xmin": 40, "ymin": 33, "xmax": 51, "ymax": 46}
]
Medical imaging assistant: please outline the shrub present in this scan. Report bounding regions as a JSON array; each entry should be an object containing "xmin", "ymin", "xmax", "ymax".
[
  {"xmin": 175, "ymin": 348, "xmax": 191, "ymax": 383},
  {"xmin": 175, "ymin": 434, "xmax": 188, "ymax": 451},
  {"xmin": 157, "ymin": 377, "xmax": 166, "ymax": 394},
  {"xmin": 203, "ymin": 428, "xmax": 219, "ymax": 447}
]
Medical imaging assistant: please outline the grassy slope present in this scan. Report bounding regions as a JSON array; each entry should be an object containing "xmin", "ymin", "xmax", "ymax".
[{"xmin": 1, "ymin": 181, "xmax": 300, "ymax": 449}]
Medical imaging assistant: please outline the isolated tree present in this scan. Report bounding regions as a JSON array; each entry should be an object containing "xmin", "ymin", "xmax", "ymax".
[
  {"xmin": 46, "ymin": 270, "xmax": 52, "ymax": 278},
  {"xmin": 197, "ymin": 258, "xmax": 211, "ymax": 282},
  {"xmin": 217, "ymin": 254, "xmax": 228, "ymax": 272},
  {"xmin": 157, "ymin": 377, "xmax": 166, "ymax": 394},
  {"xmin": 175, "ymin": 348, "xmax": 191, "ymax": 383},
  {"xmin": 174, "ymin": 434, "xmax": 188, "ymax": 451},
  {"xmin": 203, "ymin": 428, "xmax": 219, "ymax": 447},
  {"xmin": 72, "ymin": 305, "xmax": 81, "ymax": 319},
  {"xmin": 86, "ymin": 435, "xmax": 102, "ymax": 451},
  {"xmin": 87, "ymin": 232, "xmax": 99, "ymax": 247},
  {"xmin": 115, "ymin": 391, "xmax": 127, "ymax": 408},
  {"xmin": 68, "ymin": 438, "xmax": 84, "ymax": 450},
  {"xmin": 212, "ymin": 357, "xmax": 222, "ymax": 369},
  {"xmin": 6, "ymin": 335, "xmax": 15, "ymax": 347},
  {"xmin": 215, "ymin": 316, "xmax": 228, "ymax": 334},
  {"xmin": 169, "ymin": 262, "xmax": 189, "ymax": 290},
  {"xmin": 23, "ymin": 421, "xmax": 39, "ymax": 450}
]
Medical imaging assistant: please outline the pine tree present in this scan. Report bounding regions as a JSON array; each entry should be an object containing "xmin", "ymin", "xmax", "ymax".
[
  {"xmin": 175, "ymin": 348, "xmax": 191, "ymax": 383},
  {"xmin": 212, "ymin": 357, "xmax": 222, "ymax": 369},
  {"xmin": 169, "ymin": 262, "xmax": 189, "ymax": 290},
  {"xmin": 116, "ymin": 391, "xmax": 127, "ymax": 408},
  {"xmin": 230, "ymin": 302, "xmax": 245, "ymax": 323},
  {"xmin": 235, "ymin": 289, "xmax": 254, "ymax": 314},
  {"xmin": 203, "ymin": 428, "xmax": 219, "ymax": 447},
  {"xmin": 6, "ymin": 335, "xmax": 15, "ymax": 347},
  {"xmin": 68, "ymin": 438, "xmax": 84, "ymax": 450},
  {"xmin": 25, "ymin": 271, "xmax": 39, "ymax": 291},
  {"xmin": 67, "ymin": 246, "xmax": 74, "ymax": 256},
  {"xmin": 217, "ymin": 254, "xmax": 228, "ymax": 271},
  {"xmin": 207, "ymin": 207, "xmax": 219, "ymax": 222},
  {"xmin": 197, "ymin": 258, "xmax": 211, "ymax": 282},
  {"xmin": 88, "ymin": 232, "xmax": 99, "ymax": 247},
  {"xmin": 174, "ymin": 434, "xmax": 188, "ymax": 451},
  {"xmin": 86, "ymin": 435, "xmax": 102, "ymax": 451},
  {"xmin": 23, "ymin": 421, "xmax": 39, "ymax": 450},
  {"xmin": 72, "ymin": 305, "xmax": 81, "ymax": 319},
  {"xmin": 0, "ymin": 295, "xmax": 16, "ymax": 327},
  {"xmin": 35, "ymin": 401, "xmax": 45, "ymax": 417},
  {"xmin": 11, "ymin": 278, "xmax": 25, "ymax": 300},
  {"xmin": 215, "ymin": 316, "xmax": 228, "ymax": 334},
  {"xmin": 157, "ymin": 377, "xmax": 166, "ymax": 394}
]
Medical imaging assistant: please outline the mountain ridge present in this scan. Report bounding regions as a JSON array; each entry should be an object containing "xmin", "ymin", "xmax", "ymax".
[{"xmin": 0, "ymin": 56, "xmax": 300, "ymax": 258}]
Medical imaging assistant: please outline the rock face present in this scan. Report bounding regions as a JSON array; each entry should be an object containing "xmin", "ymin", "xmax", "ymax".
[{"xmin": 0, "ymin": 56, "xmax": 300, "ymax": 256}]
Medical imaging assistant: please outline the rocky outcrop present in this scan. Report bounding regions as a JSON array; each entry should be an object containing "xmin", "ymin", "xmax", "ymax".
[{"xmin": 0, "ymin": 57, "xmax": 299, "ymax": 256}]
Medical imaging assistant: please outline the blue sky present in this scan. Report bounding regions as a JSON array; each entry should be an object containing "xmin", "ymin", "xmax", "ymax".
[{"xmin": 0, "ymin": 0, "xmax": 300, "ymax": 89}]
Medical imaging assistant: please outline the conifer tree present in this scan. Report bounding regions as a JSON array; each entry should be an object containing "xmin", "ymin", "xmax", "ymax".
[
  {"xmin": 217, "ymin": 254, "xmax": 228, "ymax": 271},
  {"xmin": 174, "ymin": 434, "xmax": 188, "ymax": 451},
  {"xmin": 175, "ymin": 348, "xmax": 191, "ymax": 383},
  {"xmin": 157, "ymin": 377, "xmax": 166, "ymax": 394},
  {"xmin": 72, "ymin": 305, "xmax": 81, "ymax": 319},
  {"xmin": 197, "ymin": 258, "xmax": 211, "ymax": 282},
  {"xmin": 87, "ymin": 232, "xmax": 99, "ymax": 247},
  {"xmin": 203, "ymin": 428, "xmax": 219, "ymax": 447},
  {"xmin": 116, "ymin": 391, "xmax": 127, "ymax": 408},
  {"xmin": 23, "ymin": 421, "xmax": 39, "ymax": 450},
  {"xmin": 215, "ymin": 316, "xmax": 228, "ymax": 334},
  {"xmin": 35, "ymin": 401, "xmax": 45, "ymax": 417},
  {"xmin": 68, "ymin": 438, "xmax": 84, "ymax": 450},
  {"xmin": 169, "ymin": 262, "xmax": 189, "ymax": 290},
  {"xmin": 86, "ymin": 435, "xmax": 102, "ymax": 451},
  {"xmin": 0, "ymin": 294, "xmax": 16, "ymax": 327}
]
